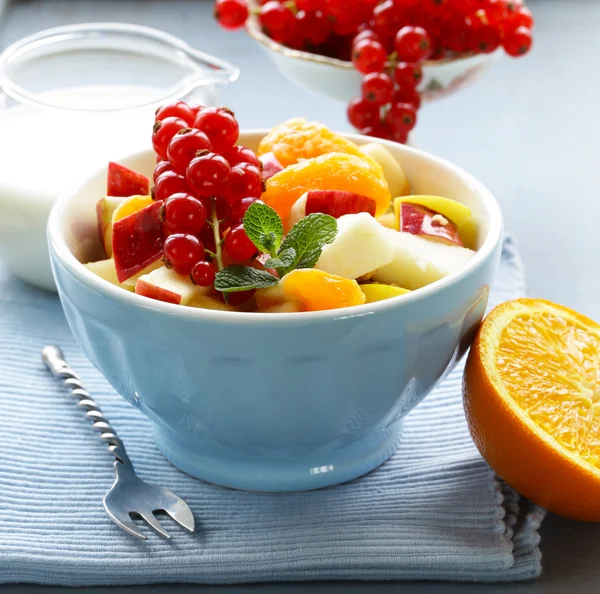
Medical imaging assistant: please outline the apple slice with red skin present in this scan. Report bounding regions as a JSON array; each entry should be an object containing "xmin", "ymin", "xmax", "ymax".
[
  {"xmin": 112, "ymin": 200, "xmax": 164, "ymax": 282},
  {"xmin": 135, "ymin": 265, "xmax": 210, "ymax": 305},
  {"xmin": 259, "ymin": 152, "xmax": 284, "ymax": 181},
  {"xmin": 305, "ymin": 190, "xmax": 377, "ymax": 218},
  {"xmin": 399, "ymin": 202, "xmax": 464, "ymax": 247},
  {"xmin": 107, "ymin": 162, "xmax": 150, "ymax": 197}
]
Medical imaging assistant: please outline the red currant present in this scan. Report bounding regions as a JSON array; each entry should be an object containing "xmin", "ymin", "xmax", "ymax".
[
  {"xmin": 392, "ymin": 129, "xmax": 409, "ymax": 144},
  {"xmin": 154, "ymin": 170, "xmax": 189, "ymax": 201},
  {"xmin": 393, "ymin": 85, "xmax": 422, "ymax": 109},
  {"xmin": 260, "ymin": 2, "xmax": 295, "ymax": 41},
  {"xmin": 153, "ymin": 160, "xmax": 172, "ymax": 183},
  {"xmin": 502, "ymin": 25, "xmax": 532, "ymax": 56},
  {"xmin": 295, "ymin": 10, "xmax": 331, "ymax": 47},
  {"xmin": 152, "ymin": 117, "xmax": 188, "ymax": 159},
  {"xmin": 372, "ymin": 1, "xmax": 402, "ymax": 38},
  {"xmin": 361, "ymin": 72, "xmax": 394, "ymax": 105},
  {"xmin": 484, "ymin": 0, "xmax": 508, "ymax": 23},
  {"xmin": 155, "ymin": 102, "xmax": 195, "ymax": 126},
  {"xmin": 190, "ymin": 260, "xmax": 216, "ymax": 287},
  {"xmin": 296, "ymin": 0, "xmax": 319, "ymax": 9},
  {"xmin": 510, "ymin": 7, "xmax": 534, "ymax": 29},
  {"xmin": 385, "ymin": 102, "xmax": 417, "ymax": 133},
  {"xmin": 230, "ymin": 197, "xmax": 263, "ymax": 227},
  {"xmin": 167, "ymin": 128, "xmax": 212, "ymax": 174},
  {"xmin": 164, "ymin": 233, "xmax": 205, "ymax": 275},
  {"xmin": 193, "ymin": 107, "xmax": 239, "ymax": 153},
  {"xmin": 347, "ymin": 96, "xmax": 380, "ymax": 129},
  {"xmin": 225, "ymin": 145, "xmax": 261, "ymax": 168},
  {"xmin": 470, "ymin": 21, "xmax": 501, "ymax": 53},
  {"xmin": 224, "ymin": 225, "xmax": 257, "ymax": 262},
  {"xmin": 214, "ymin": 0, "xmax": 249, "ymax": 30},
  {"xmin": 226, "ymin": 163, "xmax": 263, "ymax": 204},
  {"xmin": 352, "ymin": 29, "xmax": 379, "ymax": 48},
  {"xmin": 394, "ymin": 26, "xmax": 432, "ymax": 63},
  {"xmin": 360, "ymin": 124, "xmax": 391, "ymax": 140},
  {"xmin": 163, "ymin": 193, "xmax": 207, "ymax": 235},
  {"xmin": 352, "ymin": 39, "xmax": 387, "ymax": 75},
  {"xmin": 394, "ymin": 62, "xmax": 423, "ymax": 88},
  {"xmin": 186, "ymin": 151, "xmax": 231, "ymax": 197}
]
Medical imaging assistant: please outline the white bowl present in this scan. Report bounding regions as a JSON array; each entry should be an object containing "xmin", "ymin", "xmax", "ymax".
[{"xmin": 246, "ymin": 16, "xmax": 499, "ymax": 104}]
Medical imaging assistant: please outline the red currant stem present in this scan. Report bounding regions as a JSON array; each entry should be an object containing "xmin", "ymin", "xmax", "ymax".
[
  {"xmin": 209, "ymin": 197, "xmax": 225, "ymax": 272},
  {"xmin": 283, "ymin": 1, "xmax": 297, "ymax": 13},
  {"xmin": 204, "ymin": 249, "xmax": 217, "ymax": 259},
  {"xmin": 388, "ymin": 51, "xmax": 398, "ymax": 63}
]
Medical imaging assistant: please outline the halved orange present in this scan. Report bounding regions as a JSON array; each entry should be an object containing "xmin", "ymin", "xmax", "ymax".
[
  {"xmin": 464, "ymin": 298, "xmax": 600, "ymax": 521},
  {"xmin": 257, "ymin": 117, "xmax": 372, "ymax": 168},
  {"xmin": 262, "ymin": 152, "xmax": 391, "ymax": 229}
]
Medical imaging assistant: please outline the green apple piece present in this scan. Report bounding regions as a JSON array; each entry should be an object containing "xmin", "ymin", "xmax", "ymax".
[
  {"xmin": 359, "ymin": 142, "xmax": 410, "ymax": 198},
  {"xmin": 374, "ymin": 229, "xmax": 475, "ymax": 290},
  {"xmin": 316, "ymin": 212, "xmax": 394, "ymax": 280},
  {"xmin": 96, "ymin": 196, "xmax": 124, "ymax": 257}
]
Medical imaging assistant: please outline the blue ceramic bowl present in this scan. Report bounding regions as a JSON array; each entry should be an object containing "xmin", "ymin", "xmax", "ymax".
[{"xmin": 47, "ymin": 132, "xmax": 502, "ymax": 491}]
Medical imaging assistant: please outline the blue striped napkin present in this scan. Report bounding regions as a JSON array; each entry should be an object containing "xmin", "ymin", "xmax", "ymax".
[{"xmin": 0, "ymin": 237, "xmax": 544, "ymax": 586}]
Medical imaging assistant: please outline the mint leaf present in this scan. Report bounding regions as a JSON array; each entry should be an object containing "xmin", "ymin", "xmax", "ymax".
[
  {"xmin": 263, "ymin": 247, "xmax": 296, "ymax": 271},
  {"xmin": 214, "ymin": 265, "xmax": 278, "ymax": 293},
  {"xmin": 243, "ymin": 202, "xmax": 283, "ymax": 255},
  {"xmin": 279, "ymin": 213, "xmax": 337, "ymax": 274}
]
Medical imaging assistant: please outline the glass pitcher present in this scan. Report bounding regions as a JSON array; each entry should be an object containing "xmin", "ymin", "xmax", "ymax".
[{"xmin": 0, "ymin": 23, "xmax": 239, "ymax": 291}]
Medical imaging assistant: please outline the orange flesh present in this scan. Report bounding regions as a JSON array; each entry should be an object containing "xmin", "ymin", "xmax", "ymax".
[
  {"xmin": 491, "ymin": 306, "xmax": 600, "ymax": 467},
  {"xmin": 262, "ymin": 152, "xmax": 391, "ymax": 229},
  {"xmin": 281, "ymin": 269, "xmax": 365, "ymax": 312}
]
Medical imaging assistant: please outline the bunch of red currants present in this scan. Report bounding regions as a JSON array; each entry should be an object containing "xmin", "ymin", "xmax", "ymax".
[
  {"xmin": 152, "ymin": 102, "xmax": 263, "ymax": 293},
  {"xmin": 214, "ymin": 0, "xmax": 534, "ymax": 141}
]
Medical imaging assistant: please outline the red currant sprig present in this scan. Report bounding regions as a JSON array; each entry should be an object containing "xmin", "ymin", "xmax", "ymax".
[
  {"xmin": 151, "ymin": 101, "xmax": 264, "ymax": 298},
  {"xmin": 212, "ymin": 0, "xmax": 534, "ymax": 144}
]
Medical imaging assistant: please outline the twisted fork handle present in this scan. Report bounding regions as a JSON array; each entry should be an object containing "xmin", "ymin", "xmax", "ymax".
[{"xmin": 42, "ymin": 346, "xmax": 132, "ymax": 467}]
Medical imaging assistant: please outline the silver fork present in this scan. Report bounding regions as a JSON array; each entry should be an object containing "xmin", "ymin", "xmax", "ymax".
[{"xmin": 42, "ymin": 345, "xmax": 196, "ymax": 540}]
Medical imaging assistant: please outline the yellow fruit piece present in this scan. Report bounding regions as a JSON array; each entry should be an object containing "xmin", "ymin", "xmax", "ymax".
[
  {"xmin": 258, "ymin": 117, "xmax": 373, "ymax": 168},
  {"xmin": 281, "ymin": 268, "xmax": 365, "ymax": 312},
  {"xmin": 262, "ymin": 152, "xmax": 391, "ymax": 229},
  {"xmin": 464, "ymin": 298, "xmax": 600, "ymax": 521},
  {"xmin": 111, "ymin": 195, "xmax": 154, "ymax": 224},
  {"xmin": 360, "ymin": 283, "xmax": 410, "ymax": 303},
  {"xmin": 376, "ymin": 212, "xmax": 398, "ymax": 230}
]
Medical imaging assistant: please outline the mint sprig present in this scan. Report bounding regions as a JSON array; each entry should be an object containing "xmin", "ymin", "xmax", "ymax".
[
  {"xmin": 277, "ymin": 213, "xmax": 337, "ymax": 274},
  {"xmin": 214, "ymin": 202, "xmax": 337, "ymax": 294},
  {"xmin": 214, "ymin": 265, "xmax": 278, "ymax": 292},
  {"xmin": 242, "ymin": 201, "xmax": 283, "ymax": 256}
]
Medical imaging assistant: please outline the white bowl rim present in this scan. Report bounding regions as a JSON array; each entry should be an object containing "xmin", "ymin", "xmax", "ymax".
[{"xmin": 48, "ymin": 131, "xmax": 503, "ymax": 326}]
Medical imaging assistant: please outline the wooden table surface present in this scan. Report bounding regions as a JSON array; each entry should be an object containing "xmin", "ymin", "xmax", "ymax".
[{"xmin": 1, "ymin": 0, "xmax": 599, "ymax": 592}]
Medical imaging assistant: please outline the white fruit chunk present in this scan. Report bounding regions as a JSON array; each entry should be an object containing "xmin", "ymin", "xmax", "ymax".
[
  {"xmin": 84, "ymin": 259, "xmax": 121, "ymax": 287},
  {"xmin": 316, "ymin": 212, "xmax": 394, "ymax": 280},
  {"xmin": 135, "ymin": 265, "xmax": 210, "ymax": 305},
  {"xmin": 359, "ymin": 143, "xmax": 410, "ymax": 197},
  {"xmin": 373, "ymin": 229, "xmax": 475, "ymax": 290},
  {"xmin": 289, "ymin": 192, "xmax": 308, "ymax": 228}
]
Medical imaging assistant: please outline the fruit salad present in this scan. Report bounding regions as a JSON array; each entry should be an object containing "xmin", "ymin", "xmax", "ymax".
[{"xmin": 85, "ymin": 104, "xmax": 478, "ymax": 313}]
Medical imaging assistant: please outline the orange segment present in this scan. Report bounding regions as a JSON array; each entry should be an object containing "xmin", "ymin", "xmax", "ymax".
[
  {"xmin": 464, "ymin": 298, "xmax": 600, "ymax": 521},
  {"xmin": 262, "ymin": 152, "xmax": 391, "ymax": 229},
  {"xmin": 281, "ymin": 269, "xmax": 365, "ymax": 312},
  {"xmin": 258, "ymin": 117, "xmax": 371, "ymax": 168},
  {"xmin": 111, "ymin": 195, "xmax": 154, "ymax": 224}
]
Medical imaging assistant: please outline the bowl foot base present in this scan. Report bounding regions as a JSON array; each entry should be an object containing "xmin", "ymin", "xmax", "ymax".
[{"xmin": 152, "ymin": 421, "xmax": 405, "ymax": 492}]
